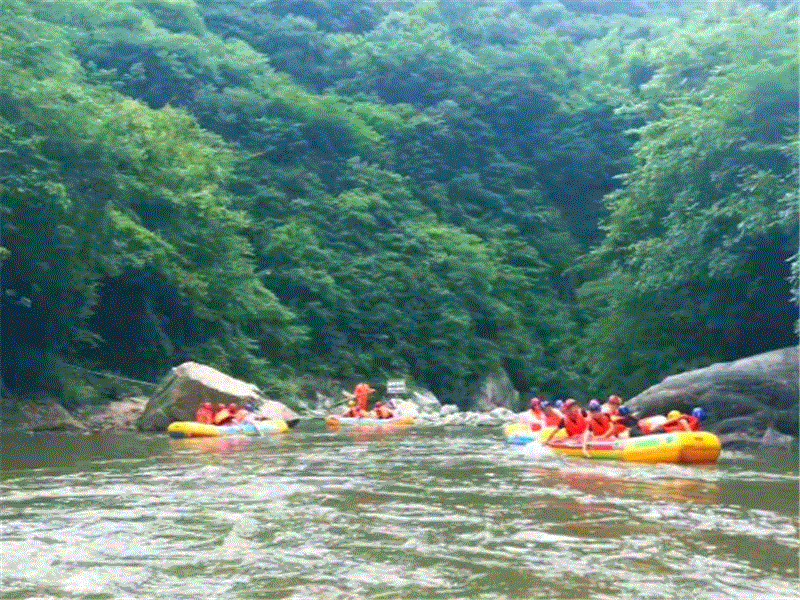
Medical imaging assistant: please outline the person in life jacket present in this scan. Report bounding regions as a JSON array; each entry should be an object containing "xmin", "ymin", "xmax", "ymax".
[
  {"xmin": 214, "ymin": 403, "xmax": 238, "ymax": 425},
  {"xmin": 195, "ymin": 402, "xmax": 214, "ymax": 424},
  {"xmin": 543, "ymin": 399, "xmax": 587, "ymax": 443},
  {"xmin": 586, "ymin": 399, "xmax": 614, "ymax": 438},
  {"xmin": 661, "ymin": 407, "xmax": 705, "ymax": 432},
  {"xmin": 212, "ymin": 403, "xmax": 228, "ymax": 424},
  {"xmin": 523, "ymin": 397, "xmax": 546, "ymax": 430},
  {"xmin": 602, "ymin": 394, "xmax": 622, "ymax": 416},
  {"xmin": 529, "ymin": 397, "xmax": 545, "ymax": 420},
  {"xmin": 615, "ymin": 404, "xmax": 643, "ymax": 437},
  {"xmin": 343, "ymin": 400, "xmax": 361, "ymax": 418},
  {"xmin": 237, "ymin": 402, "xmax": 258, "ymax": 424},
  {"xmin": 638, "ymin": 413, "xmax": 668, "ymax": 434},
  {"xmin": 231, "ymin": 403, "xmax": 252, "ymax": 424},
  {"xmin": 353, "ymin": 382, "xmax": 376, "ymax": 412},
  {"xmin": 374, "ymin": 402, "xmax": 394, "ymax": 419},
  {"xmin": 540, "ymin": 401, "xmax": 564, "ymax": 428}
]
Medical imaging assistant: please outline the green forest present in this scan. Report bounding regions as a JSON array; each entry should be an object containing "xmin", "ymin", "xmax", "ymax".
[{"xmin": 1, "ymin": 0, "xmax": 797, "ymax": 409}]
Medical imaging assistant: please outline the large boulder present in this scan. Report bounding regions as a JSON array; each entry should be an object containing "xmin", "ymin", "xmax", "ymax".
[
  {"xmin": 467, "ymin": 370, "xmax": 520, "ymax": 412},
  {"xmin": 628, "ymin": 347, "xmax": 799, "ymax": 443},
  {"xmin": 136, "ymin": 362, "xmax": 299, "ymax": 431}
]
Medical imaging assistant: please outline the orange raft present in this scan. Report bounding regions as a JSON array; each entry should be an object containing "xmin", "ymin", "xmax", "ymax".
[{"xmin": 546, "ymin": 431, "xmax": 721, "ymax": 464}]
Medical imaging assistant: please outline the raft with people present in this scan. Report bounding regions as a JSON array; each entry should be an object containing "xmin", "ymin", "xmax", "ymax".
[
  {"xmin": 325, "ymin": 381, "xmax": 415, "ymax": 429},
  {"xmin": 167, "ymin": 418, "xmax": 289, "ymax": 438},
  {"xmin": 545, "ymin": 430, "xmax": 721, "ymax": 463},
  {"xmin": 167, "ymin": 401, "xmax": 289, "ymax": 438},
  {"xmin": 505, "ymin": 396, "xmax": 721, "ymax": 464}
]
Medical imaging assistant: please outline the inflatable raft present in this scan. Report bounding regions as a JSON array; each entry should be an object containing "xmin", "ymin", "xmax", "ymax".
[
  {"xmin": 504, "ymin": 422, "xmax": 721, "ymax": 464},
  {"xmin": 546, "ymin": 431, "xmax": 721, "ymax": 464},
  {"xmin": 325, "ymin": 415, "xmax": 415, "ymax": 429},
  {"xmin": 167, "ymin": 419, "xmax": 289, "ymax": 439}
]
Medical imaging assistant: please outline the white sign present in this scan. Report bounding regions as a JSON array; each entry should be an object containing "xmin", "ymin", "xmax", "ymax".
[{"xmin": 386, "ymin": 379, "xmax": 406, "ymax": 395}]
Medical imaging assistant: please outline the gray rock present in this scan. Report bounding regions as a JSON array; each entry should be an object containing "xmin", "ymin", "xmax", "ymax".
[
  {"xmin": 489, "ymin": 406, "xmax": 516, "ymax": 422},
  {"xmin": 468, "ymin": 369, "xmax": 519, "ymax": 412},
  {"xmin": 83, "ymin": 397, "xmax": 147, "ymax": 431},
  {"xmin": 440, "ymin": 403, "xmax": 459, "ymax": 416},
  {"xmin": 628, "ymin": 347, "xmax": 798, "ymax": 442},
  {"xmin": 137, "ymin": 362, "xmax": 299, "ymax": 431},
  {"xmin": 410, "ymin": 389, "xmax": 441, "ymax": 412},
  {"xmin": 19, "ymin": 400, "xmax": 87, "ymax": 432}
]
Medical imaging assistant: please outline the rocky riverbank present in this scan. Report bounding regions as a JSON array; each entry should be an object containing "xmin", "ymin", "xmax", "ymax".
[{"xmin": 5, "ymin": 347, "xmax": 797, "ymax": 447}]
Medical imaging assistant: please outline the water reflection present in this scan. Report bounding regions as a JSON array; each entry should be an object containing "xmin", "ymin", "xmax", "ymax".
[{"xmin": 529, "ymin": 466, "xmax": 721, "ymax": 504}]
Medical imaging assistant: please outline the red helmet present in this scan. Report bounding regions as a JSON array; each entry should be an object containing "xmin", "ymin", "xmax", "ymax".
[
  {"xmin": 202, "ymin": 402, "xmax": 212, "ymax": 409},
  {"xmin": 217, "ymin": 403, "xmax": 226, "ymax": 411},
  {"xmin": 608, "ymin": 395, "xmax": 622, "ymax": 404},
  {"xmin": 227, "ymin": 403, "xmax": 238, "ymax": 412},
  {"xmin": 529, "ymin": 397, "xmax": 541, "ymax": 409}
]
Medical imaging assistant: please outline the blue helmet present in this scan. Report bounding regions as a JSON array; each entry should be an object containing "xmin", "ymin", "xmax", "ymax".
[
  {"xmin": 618, "ymin": 404, "xmax": 630, "ymax": 416},
  {"xmin": 587, "ymin": 399, "xmax": 602, "ymax": 412},
  {"xmin": 540, "ymin": 400, "xmax": 550, "ymax": 409},
  {"xmin": 554, "ymin": 400, "xmax": 564, "ymax": 409},
  {"xmin": 691, "ymin": 407, "xmax": 707, "ymax": 421}
]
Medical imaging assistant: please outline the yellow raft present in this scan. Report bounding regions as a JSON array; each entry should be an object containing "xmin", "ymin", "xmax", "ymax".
[
  {"xmin": 546, "ymin": 431, "xmax": 721, "ymax": 464},
  {"xmin": 504, "ymin": 422, "xmax": 721, "ymax": 464},
  {"xmin": 167, "ymin": 419, "xmax": 289, "ymax": 438}
]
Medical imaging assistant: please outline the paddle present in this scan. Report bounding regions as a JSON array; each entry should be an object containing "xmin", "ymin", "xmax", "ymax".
[{"xmin": 582, "ymin": 429, "xmax": 591, "ymax": 458}]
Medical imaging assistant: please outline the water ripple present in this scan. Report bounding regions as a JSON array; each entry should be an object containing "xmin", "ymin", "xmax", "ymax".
[{"xmin": 1, "ymin": 427, "xmax": 796, "ymax": 599}]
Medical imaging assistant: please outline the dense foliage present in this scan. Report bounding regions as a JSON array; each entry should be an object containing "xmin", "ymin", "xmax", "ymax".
[{"xmin": 1, "ymin": 0, "xmax": 796, "ymax": 407}]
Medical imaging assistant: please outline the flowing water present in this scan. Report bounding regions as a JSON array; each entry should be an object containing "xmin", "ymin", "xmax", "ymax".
[{"xmin": 1, "ymin": 423, "xmax": 797, "ymax": 600}]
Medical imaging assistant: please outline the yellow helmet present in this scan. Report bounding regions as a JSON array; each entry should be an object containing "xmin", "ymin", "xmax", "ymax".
[
  {"xmin": 667, "ymin": 410, "xmax": 682, "ymax": 420},
  {"xmin": 348, "ymin": 400, "xmax": 356, "ymax": 407}
]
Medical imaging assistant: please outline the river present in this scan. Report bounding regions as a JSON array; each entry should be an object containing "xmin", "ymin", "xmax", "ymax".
[{"xmin": 1, "ymin": 423, "xmax": 797, "ymax": 599}]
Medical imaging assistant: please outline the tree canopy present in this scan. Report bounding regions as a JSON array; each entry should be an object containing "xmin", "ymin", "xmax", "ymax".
[{"xmin": 1, "ymin": 0, "xmax": 796, "ymax": 406}]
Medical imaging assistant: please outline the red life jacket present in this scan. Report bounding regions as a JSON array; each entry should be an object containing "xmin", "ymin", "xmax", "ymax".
[
  {"xmin": 195, "ymin": 407, "xmax": 214, "ymax": 424},
  {"xmin": 589, "ymin": 413, "xmax": 612, "ymax": 436},
  {"xmin": 610, "ymin": 419, "xmax": 628, "ymax": 437},
  {"xmin": 543, "ymin": 410, "xmax": 563, "ymax": 428},
  {"xmin": 663, "ymin": 415, "xmax": 700, "ymax": 432},
  {"xmin": 564, "ymin": 411, "xmax": 587, "ymax": 436}
]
